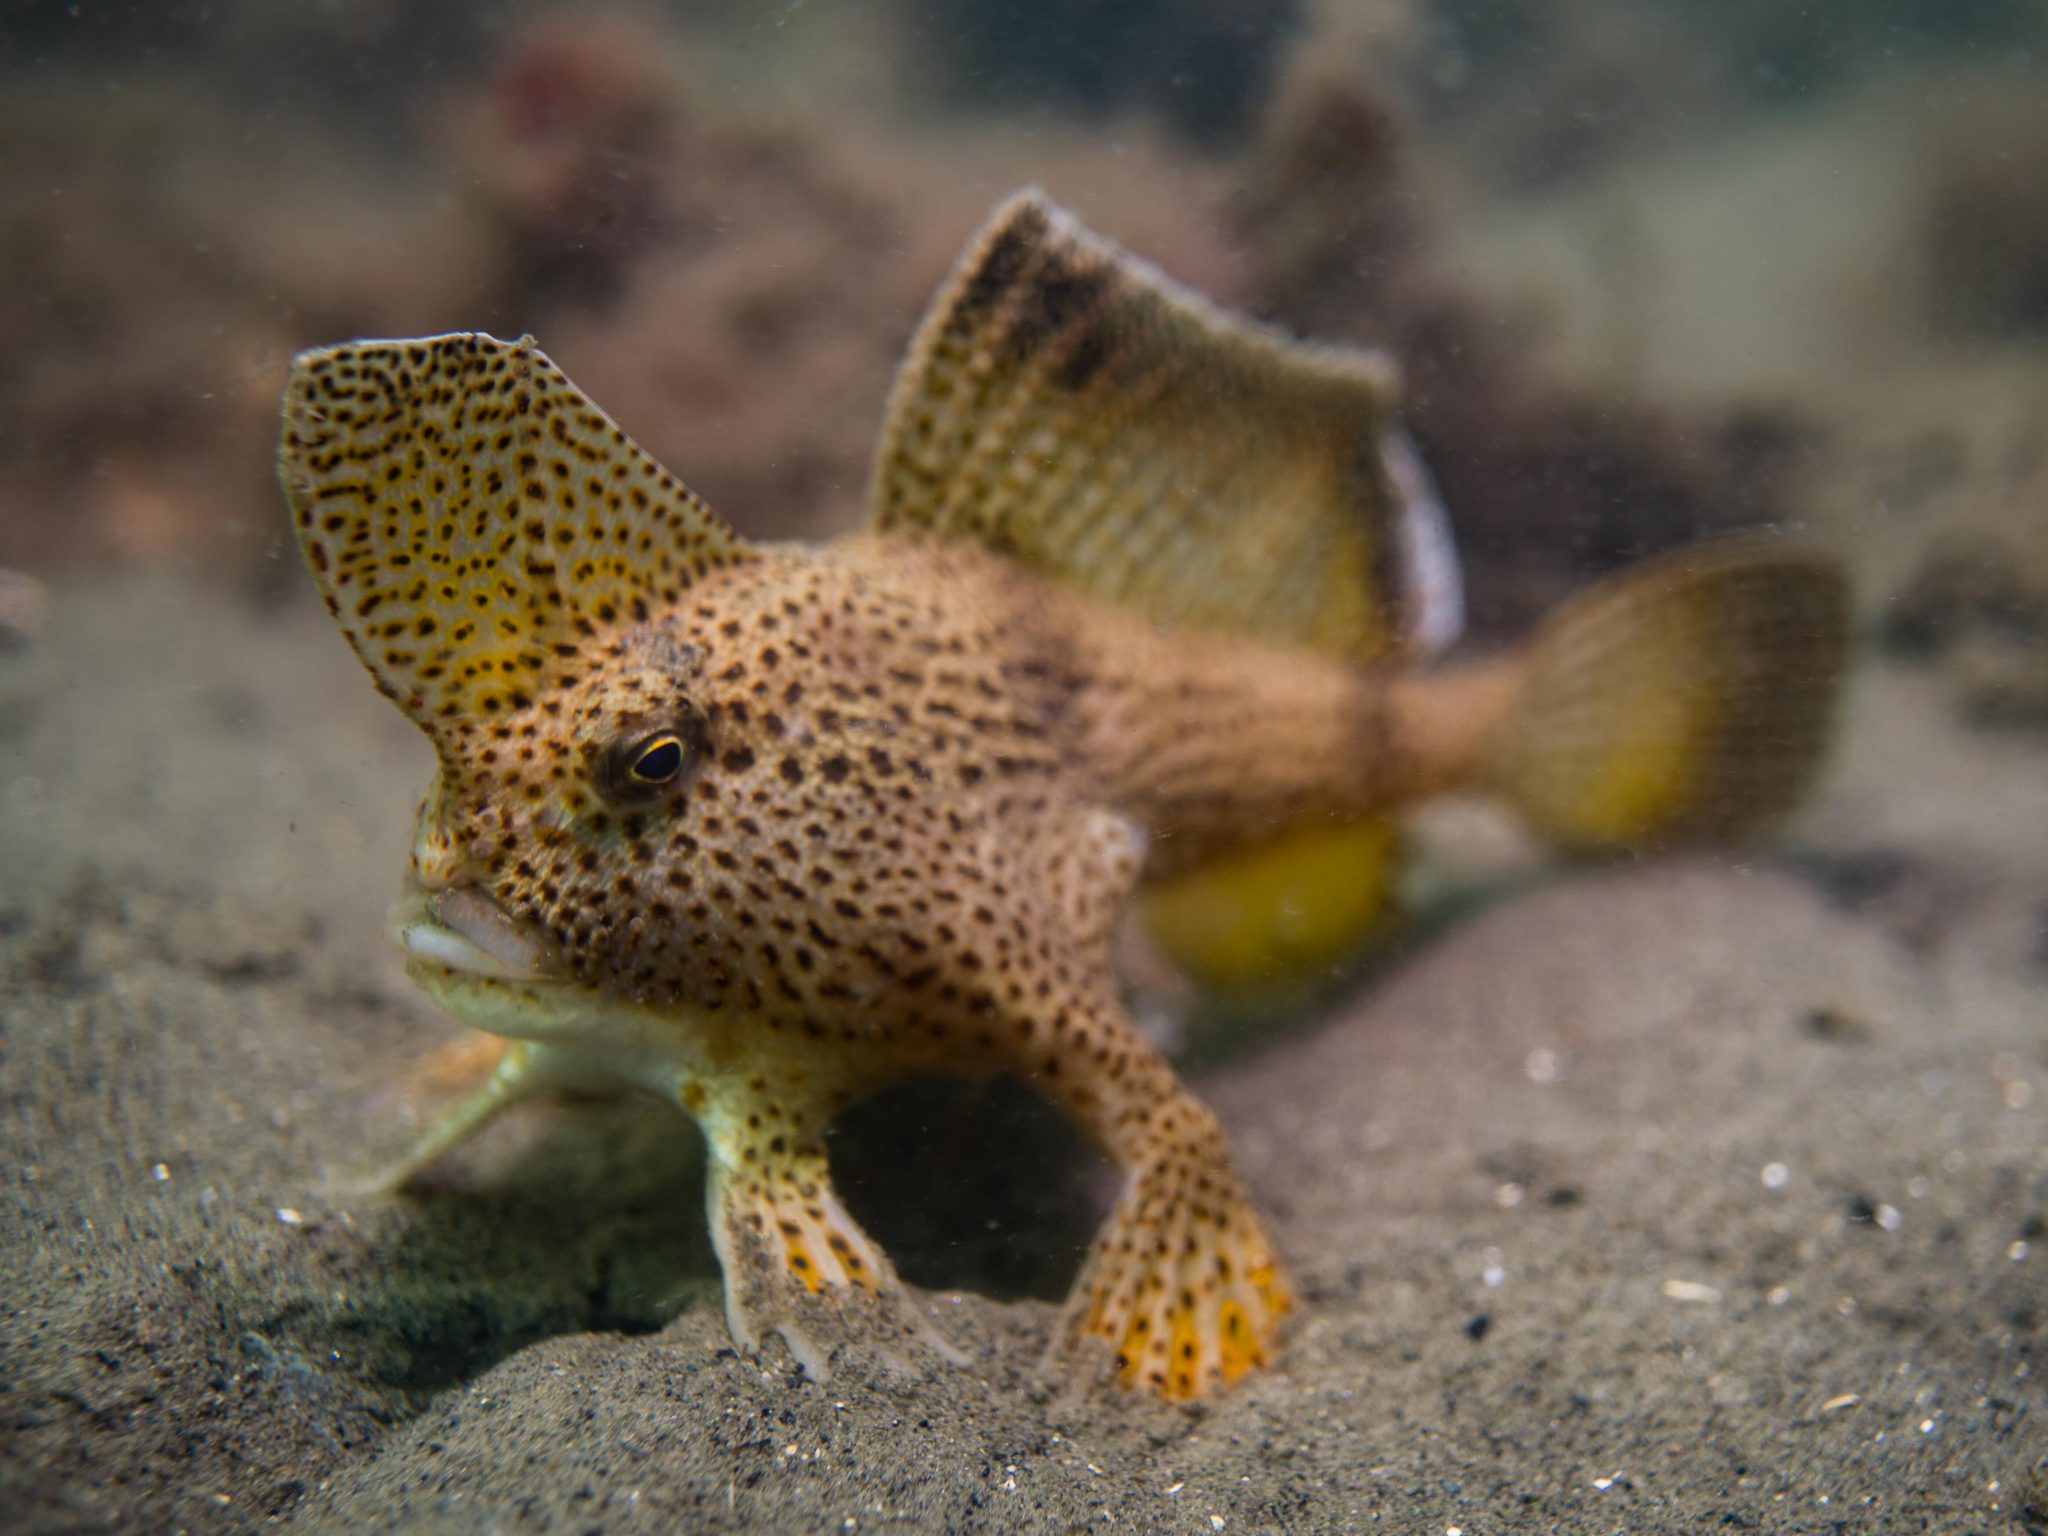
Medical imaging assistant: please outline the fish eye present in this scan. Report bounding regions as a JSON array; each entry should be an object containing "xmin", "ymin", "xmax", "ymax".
[
  {"xmin": 630, "ymin": 733, "xmax": 686, "ymax": 785},
  {"xmin": 596, "ymin": 715, "xmax": 707, "ymax": 804}
]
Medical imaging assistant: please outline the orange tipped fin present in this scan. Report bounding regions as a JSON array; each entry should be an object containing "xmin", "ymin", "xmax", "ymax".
[{"xmin": 1062, "ymin": 1103, "xmax": 1293, "ymax": 1401}]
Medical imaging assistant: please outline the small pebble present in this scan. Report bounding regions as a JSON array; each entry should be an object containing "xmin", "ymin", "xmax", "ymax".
[
  {"xmin": 1662, "ymin": 1278, "xmax": 1721, "ymax": 1304},
  {"xmin": 1802, "ymin": 1006, "xmax": 1871, "ymax": 1043}
]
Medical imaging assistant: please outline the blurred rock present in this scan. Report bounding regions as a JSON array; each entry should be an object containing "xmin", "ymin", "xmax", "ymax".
[
  {"xmin": 0, "ymin": 567, "xmax": 48, "ymax": 646},
  {"xmin": 439, "ymin": 12, "xmax": 687, "ymax": 310},
  {"xmin": 1881, "ymin": 534, "xmax": 2048, "ymax": 659},
  {"xmin": 1232, "ymin": 36, "xmax": 1802, "ymax": 636},
  {"xmin": 905, "ymin": 0, "xmax": 1302, "ymax": 146},
  {"xmin": 1921, "ymin": 72, "xmax": 2048, "ymax": 340},
  {"xmin": 1954, "ymin": 634, "xmax": 2048, "ymax": 730}
]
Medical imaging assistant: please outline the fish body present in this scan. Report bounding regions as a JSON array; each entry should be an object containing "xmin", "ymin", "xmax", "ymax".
[{"xmin": 281, "ymin": 192, "xmax": 1847, "ymax": 1400}]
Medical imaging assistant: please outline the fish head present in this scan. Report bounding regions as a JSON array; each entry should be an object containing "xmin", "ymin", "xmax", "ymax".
[
  {"xmin": 279, "ymin": 331, "xmax": 755, "ymax": 1025},
  {"xmin": 396, "ymin": 614, "xmax": 744, "ymax": 1007}
]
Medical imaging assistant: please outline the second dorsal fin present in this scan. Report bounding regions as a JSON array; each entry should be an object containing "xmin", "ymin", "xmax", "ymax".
[{"xmin": 868, "ymin": 189, "xmax": 1436, "ymax": 660}]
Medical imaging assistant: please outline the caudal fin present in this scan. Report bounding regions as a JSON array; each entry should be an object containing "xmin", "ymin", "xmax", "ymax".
[{"xmin": 1485, "ymin": 537, "xmax": 1851, "ymax": 851}]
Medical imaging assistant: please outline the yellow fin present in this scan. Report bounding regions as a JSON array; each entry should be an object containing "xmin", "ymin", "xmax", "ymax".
[
  {"xmin": 278, "ymin": 332, "xmax": 751, "ymax": 742},
  {"xmin": 1139, "ymin": 818, "xmax": 1401, "ymax": 994},
  {"xmin": 1486, "ymin": 536, "xmax": 1850, "ymax": 849},
  {"xmin": 869, "ymin": 189, "xmax": 1434, "ymax": 660}
]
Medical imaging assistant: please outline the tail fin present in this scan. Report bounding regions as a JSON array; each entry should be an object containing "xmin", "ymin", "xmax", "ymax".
[{"xmin": 1485, "ymin": 537, "xmax": 1851, "ymax": 851}]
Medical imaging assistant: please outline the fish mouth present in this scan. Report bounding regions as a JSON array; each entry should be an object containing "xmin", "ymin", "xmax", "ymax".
[{"xmin": 389, "ymin": 886, "xmax": 565, "ymax": 984}]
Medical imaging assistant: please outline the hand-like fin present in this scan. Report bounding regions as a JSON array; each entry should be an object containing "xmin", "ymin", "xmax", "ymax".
[
  {"xmin": 869, "ymin": 189, "xmax": 1424, "ymax": 660},
  {"xmin": 279, "ymin": 332, "xmax": 751, "ymax": 744}
]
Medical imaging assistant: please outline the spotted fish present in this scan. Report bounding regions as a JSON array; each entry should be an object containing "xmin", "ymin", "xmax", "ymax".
[{"xmin": 278, "ymin": 190, "xmax": 1847, "ymax": 1400}]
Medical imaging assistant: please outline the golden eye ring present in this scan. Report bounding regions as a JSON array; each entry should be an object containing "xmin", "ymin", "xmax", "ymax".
[
  {"xmin": 628, "ymin": 733, "xmax": 686, "ymax": 785},
  {"xmin": 595, "ymin": 712, "xmax": 707, "ymax": 804}
]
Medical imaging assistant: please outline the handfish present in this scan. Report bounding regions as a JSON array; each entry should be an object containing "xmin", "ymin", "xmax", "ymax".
[{"xmin": 279, "ymin": 190, "xmax": 1847, "ymax": 1399}]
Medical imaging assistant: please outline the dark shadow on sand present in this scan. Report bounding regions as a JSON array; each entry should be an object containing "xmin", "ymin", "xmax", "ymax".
[{"xmin": 264, "ymin": 1073, "xmax": 1105, "ymax": 1409}]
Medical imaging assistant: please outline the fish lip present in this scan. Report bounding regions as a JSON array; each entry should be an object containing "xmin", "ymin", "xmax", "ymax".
[{"xmin": 388, "ymin": 885, "xmax": 565, "ymax": 984}]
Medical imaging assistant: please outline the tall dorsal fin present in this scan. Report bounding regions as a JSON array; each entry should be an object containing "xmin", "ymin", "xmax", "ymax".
[
  {"xmin": 868, "ymin": 189, "xmax": 1437, "ymax": 660},
  {"xmin": 279, "ymin": 332, "xmax": 751, "ymax": 742}
]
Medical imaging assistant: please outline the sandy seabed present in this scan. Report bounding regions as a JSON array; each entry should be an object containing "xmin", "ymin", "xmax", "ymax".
[{"xmin": 0, "ymin": 575, "xmax": 2043, "ymax": 1534}]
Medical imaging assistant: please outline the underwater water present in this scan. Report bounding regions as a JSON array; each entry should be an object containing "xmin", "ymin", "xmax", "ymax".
[{"xmin": 3, "ymin": 2, "xmax": 2046, "ymax": 1531}]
